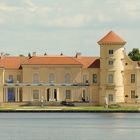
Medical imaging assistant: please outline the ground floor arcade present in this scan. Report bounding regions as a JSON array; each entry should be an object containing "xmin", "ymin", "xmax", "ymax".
[{"xmin": 2, "ymin": 86, "xmax": 89, "ymax": 103}]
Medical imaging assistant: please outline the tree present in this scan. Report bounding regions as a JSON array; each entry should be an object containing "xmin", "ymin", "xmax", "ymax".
[
  {"xmin": 135, "ymin": 95, "xmax": 138, "ymax": 103},
  {"xmin": 128, "ymin": 48, "xmax": 140, "ymax": 61},
  {"xmin": 125, "ymin": 95, "xmax": 128, "ymax": 103},
  {"xmin": 4, "ymin": 53, "xmax": 10, "ymax": 56},
  {"xmin": 44, "ymin": 52, "xmax": 47, "ymax": 56},
  {"xmin": 19, "ymin": 54, "xmax": 25, "ymax": 57}
]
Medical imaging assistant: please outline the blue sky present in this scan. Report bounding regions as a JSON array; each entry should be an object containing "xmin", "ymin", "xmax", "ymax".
[{"xmin": 0, "ymin": 0, "xmax": 140, "ymax": 56}]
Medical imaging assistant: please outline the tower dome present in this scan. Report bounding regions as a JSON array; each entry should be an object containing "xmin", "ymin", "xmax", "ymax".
[{"xmin": 98, "ymin": 31, "xmax": 126, "ymax": 45}]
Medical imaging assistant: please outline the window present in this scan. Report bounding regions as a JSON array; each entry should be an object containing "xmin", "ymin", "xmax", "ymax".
[
  {"xmin": 8, "ymin": 75, "xmax": 13, "ymax": 83},
  {"xmin": 33, "ymin": 73, "xmax": 39, "ymax": 83},
  {"xmin": 108, "ymin": 94, "xmax": 113, "ymax": 102},
  {"xmin": 93, "ymin": 74, "xmax": 97, "ymax": 83},
  {"xmin": 108, "ymin": 60, "xmax": 113, "ymax": 65},
  {"xmin": 49, "ymin": 73, "xmax": 55, "ymax": 83},
  {"xmin": 17, "ymin": 75, "xmax": 21, "ymax": 83},
  {"xmin": 109, "ymin": 50, "xmax": 113, "ymax": 55},
  {"xmin": 66, "ymin": 90, "xmax": 71, "ymax": 99},
  {"xmin": 82, "ymin": 90, "xmax": 86, "ymax": 102},
  {"xmin": 108, "ymin": 74, "xmax": 113, "ymax": 83},
  {"xmin": 83, "ymin": 75, "xmax": 87, "ymax": 83},
  {"xmin": 33, "ymin": 90, "xmax": 39, "ymax": 100},
  {"xmin": 64, "ymin": 73, "xmax": 71, "ymax": 83},
  {"xmin": 131, "ymin": 74, "xmax": 135, "ymax": 83},
  {"xmin": 131, "ymin": 90, "xmax": 135, "ymax": 99}
]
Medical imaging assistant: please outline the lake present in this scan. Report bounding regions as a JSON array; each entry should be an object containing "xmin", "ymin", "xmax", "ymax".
[{"xmin": 0, "ymin": 113, "xmax": 139, "ymax": 140}]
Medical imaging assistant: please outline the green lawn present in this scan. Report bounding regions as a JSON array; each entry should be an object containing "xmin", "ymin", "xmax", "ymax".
[{"xmin": 0, "ymin": 106, "xmax": 139, "ymax": 111}]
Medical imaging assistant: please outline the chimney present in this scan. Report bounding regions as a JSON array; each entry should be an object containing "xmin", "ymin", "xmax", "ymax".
[
  {"xmin": 75, "ymin": 52, "xmax": 81, "ymax": 58},
  {"xmin": 32, "ymin": 52, "xmax": 36, "ymax": 56}
]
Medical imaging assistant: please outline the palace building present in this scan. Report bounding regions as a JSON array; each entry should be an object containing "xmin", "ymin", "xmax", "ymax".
[{"xmin": 0, "ymin": 31, "xmax": 140, "ymax": 105}]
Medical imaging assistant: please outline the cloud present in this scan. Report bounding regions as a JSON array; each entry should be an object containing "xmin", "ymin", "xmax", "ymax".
[
  {"xmin": 46, "ymin": 14, "xmax": 92, "ymax": 28},
  {"xmin": 24, "ymin": 0, "xmax": 38, "ymax": 12},
  {"xmin": 0, "ymin": 0, "xmax": 93, "ymax": 28},
  {"xmin": 0, "ymin": 0, "xmax": 139, "ymax": 29},
  {"xmin": 0, "ymin": 2, "xmax": 18, "ymax": 12},
  {"xmin": 0, "ymin": 0, "xmax": 139, "ymax": 56}
]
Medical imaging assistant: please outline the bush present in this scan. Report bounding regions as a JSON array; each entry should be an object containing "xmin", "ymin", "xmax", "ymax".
[
  {"xmin": 60, "ymin": 101, "xmax": 75, "ymax": 106},
  {"xmin": 108, "ymin": 104, "xmax": 121, "ymax": 108}
]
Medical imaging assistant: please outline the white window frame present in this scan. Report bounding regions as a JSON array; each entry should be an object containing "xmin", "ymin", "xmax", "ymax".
[
  {"xmin": 108, "ymin": 60, "xmax": 113, "ymax": 65},
  {"xmin": 131, "ymin": 74, "xmax": 135, "ymax": 83},
  {"xmin": 108, "ymin": 94, "xmax": 113, "ymax": 102},
  {"xmin": 33, "ymin": 73, "xmax": 39, "ymax": 83},
  {"xmin": 131, "ymin": 90, "xmax": 135, "ymax": 99},
  {"xmin": 9, "ymin": 75, "xmax": 13, "ymax": 80},
  {"xmin": 108, "ymin": 74, "xmax": 114, "ymax": 83},
  {"xmin": 109, "ymin": 50, "xmax": 114, "ymax": 55},
  {"xmin": 64, "ymin": 73, "xmax": 71, "ymax": 83},
  {"xmin": 49, "ymin": 73, "xmax": 55, "ymax": 83},
  {"xmin": 65, "ymin": 90, "xmax": 71, "ymax": 99},
  {"xmin": 93, "ymin": 74, "xmax": 97, "ymax": 83},
  {"xmin": 32, "ymin": 89, "xmax": 40, "ymax": 101}
]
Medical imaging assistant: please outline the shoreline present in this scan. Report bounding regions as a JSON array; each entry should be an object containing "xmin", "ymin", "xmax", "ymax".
[{"xmin": 0, "ymin": 110, "xmax": 139, "ymax": 113}]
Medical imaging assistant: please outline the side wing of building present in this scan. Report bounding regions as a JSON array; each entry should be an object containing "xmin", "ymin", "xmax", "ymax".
[{"xmin": 124, "ymin": 54, "xmax": 140, "ymax": 103}]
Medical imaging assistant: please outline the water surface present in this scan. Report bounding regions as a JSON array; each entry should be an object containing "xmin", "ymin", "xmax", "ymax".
[{"xmin": 0, "ymin": 113, "xmax": 139, "ymax": 140}]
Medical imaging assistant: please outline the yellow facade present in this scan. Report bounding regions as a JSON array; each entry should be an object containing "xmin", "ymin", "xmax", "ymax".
[{"xmin": 0, "ymin": 31, "xmax": 140, "ymax": 105}]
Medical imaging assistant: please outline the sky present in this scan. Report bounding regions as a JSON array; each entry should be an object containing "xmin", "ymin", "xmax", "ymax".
[{"xmin": 0, "ymin": 0, "xmax": 140, "ymax": 56}]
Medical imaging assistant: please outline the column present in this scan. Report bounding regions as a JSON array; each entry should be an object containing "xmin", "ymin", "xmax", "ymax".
[
  {"xmin": 63, "ymin": 88, "xmax": 66, "ymax": 101},
  {"xmin": 87, "ymin": 87, "xmax": 90, "ymax": 103},
  {"xmin": 17, "ymin": 88, "xmax": 20, "ymax": 102},
  {"xmin": 3, "ymin": 88, "xmax": 5, "ymax": 102},
  {"xmin": 51, "ymin": 88, "xmax": 54, "ymax": 101},
  {"xmin": 49, "ymin": 88, "xmax": 52, "ymax": 101},
  {"xmin": 5, "ymin": 88, "xmax": 8, "ymax": 102},
  {"xmin": 30, "ymin": 87, "xmax": 33, "ymax": 101},
  {"xmin": 15, "ymin": 88, "xmax": 17, "ymax": 102},
  {"xmin": 69, "ymin": 88, "xmax": 72, "ymax": 102},
  {"xmin": 3, "ymin": 87, "xmax": 8, "ymax": 102},
  {"xmin": 57, "ymin": 88, "xmax": 60, "ymax": 101}
]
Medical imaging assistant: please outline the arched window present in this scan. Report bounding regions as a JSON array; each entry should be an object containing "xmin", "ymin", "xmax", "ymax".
[
  {"xmin": 33, "ymin": 73, "xmax": 39, "ymax": 83},
  {"xmin": 64, "ymin": 73, "xmax": 71, "ymax": 83},
  {"xmin": 49, "ymin": 73, "xmax": 55, "ymax": 83}
]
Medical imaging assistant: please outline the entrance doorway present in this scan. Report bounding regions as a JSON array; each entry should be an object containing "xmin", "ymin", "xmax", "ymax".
[
  {"xmin": 8, "ymin": 88, "xmax": 15, "ymax": 102},
  {"xmin": 19, "ymin": 88, "xmax": 23, "ymax": 102},
  {"xmin": 54, "ymin": 89, "xmax": 57, "ymax": 101},
  {"xmin": 46, "ymin": 89, "xmax": 50, "ymax": 101}
]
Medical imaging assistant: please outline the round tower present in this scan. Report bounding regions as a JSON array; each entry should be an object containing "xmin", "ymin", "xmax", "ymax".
[{"xmin": 98, "ymin": 31, "xmax": 126, "ymax": 105}]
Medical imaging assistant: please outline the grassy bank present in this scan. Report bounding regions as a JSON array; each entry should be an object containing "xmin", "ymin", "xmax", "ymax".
[{"xmin": 0, "ymin": 106, "xmax": 139, "ymax": 112}]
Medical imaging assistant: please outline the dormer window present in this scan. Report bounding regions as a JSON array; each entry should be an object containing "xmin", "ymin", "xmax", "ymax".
[{"xmin": 109, "ymin": 50, "xmax": 113, "ymax": 55}]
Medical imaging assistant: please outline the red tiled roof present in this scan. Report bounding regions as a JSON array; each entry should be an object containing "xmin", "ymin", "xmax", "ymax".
[
  {"xmin": 75, "ymin": 57, "xmax": 100, "ymax": 68},
  {"xmin": 0, "ymin": 56, "xmax": 100, "ymax": 69},
  {"xmin": 98, "ymin": 31, "xmax": 126, "ymax": 45},
  {"xmin": 0, "ymin": 57, "xmax": 28, "ymax": 69},
  {"xmin": 22, "ymin": 56, "xmax": 82, "ymax": 65}
]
